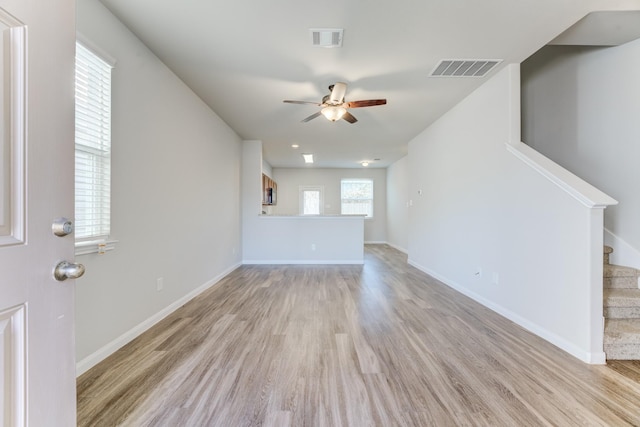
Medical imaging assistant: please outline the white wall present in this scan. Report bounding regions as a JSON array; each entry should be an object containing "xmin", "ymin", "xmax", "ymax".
[
  {"xmin": 76, "ymin": 0, "xmax": 242, "ymax": 373},
  {"xmin": 522, "ymin": 39, "xmax": 640, "ymax": 268},
  {"xmin": 271, "ymin": 167, "xmax": 387, "ymax": 242},
  {"xmin": 386, "ymin": 156, "xmax": 409, "ymax": 252},
  {"xmin": 242, "ymin": 140, "xmax": 264, "ymax": 255},
  {"xmin": 408, "ymin": 65, "xmax": 608, "ymax": 363},
  {"xmin": 262, "ymin": 159, "xmax": 273, "ymax": 179}
]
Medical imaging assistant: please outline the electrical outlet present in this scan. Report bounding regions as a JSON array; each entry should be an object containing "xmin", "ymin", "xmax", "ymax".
[
  {"xmin": 156, "ymin": 277, "xmax": 164, "ymax": 291},
  {"xmin": 311, "ymin": 243, "xmax": 316, "ymax": 251}
]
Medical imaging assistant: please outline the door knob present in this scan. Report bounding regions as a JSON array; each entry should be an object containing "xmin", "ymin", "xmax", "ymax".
[{"xmin": 54, "ymin": 261, "xmax": 85, "ymax": 281}]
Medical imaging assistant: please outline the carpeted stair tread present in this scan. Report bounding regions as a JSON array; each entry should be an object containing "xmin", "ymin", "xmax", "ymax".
[
  {"xmin": 604, "ymin": 319, "xmax": 640, "ymax": 345},
  {"xmin": 602, "ymin": 248, "xmax": 640, "ymax": 359},
  {"xmin": 604, "ymin": 288, "xmax": 640, "ymax": 306},
  {"xmin": 604, "ymin": 264, "xmax": 639, "ymax": 278},
  {"xmin": 604, "ymin": 276, "xmax": 638, "ymax": 289}
]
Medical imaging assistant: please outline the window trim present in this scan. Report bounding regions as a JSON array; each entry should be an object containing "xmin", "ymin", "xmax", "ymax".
[{"xmin": 75, "ymin": 238, "xmax": 118, "ymax": 256}]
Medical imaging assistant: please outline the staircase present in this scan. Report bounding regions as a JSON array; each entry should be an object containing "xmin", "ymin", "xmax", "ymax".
[{"xmin": 603, "ymin": 246, "xmax": 640, "ymax": 360}]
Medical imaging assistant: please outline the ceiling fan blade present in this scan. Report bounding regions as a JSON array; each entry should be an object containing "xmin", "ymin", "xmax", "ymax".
[
  {"xmin": 329, "ymin": 82, "xmax": 347, "ymax": 104},
  {"xmin": 284, "ymin": 100, "xmax": 322, "ymax": 106},
  {"xmin": 345, "ymin": 99, "xmax": 387, "ymax": 108},
  {"xmin": 342, "ymin": 111, "xmax": 358, "ymax": 124},
  {"xmin": 301, "ymin": 111, "xmax": 322, "ymax": 122}
]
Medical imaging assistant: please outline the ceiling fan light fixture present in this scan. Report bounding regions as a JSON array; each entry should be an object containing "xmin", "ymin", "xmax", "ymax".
[
  {"xmin": 284, "ymin": 81, "xmax": 385, "ymax": 125},
  {"xmin": 321, "ymin": 106, "xmax": 347, "ymax": 121}
]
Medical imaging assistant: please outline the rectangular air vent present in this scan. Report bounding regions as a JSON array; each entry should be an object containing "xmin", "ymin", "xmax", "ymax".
[
  {"xmin": 430, "ymin": 59, "xmax": 502, "ymax": 77},
  {"xmin": 310, "ymin": 28, "xmax": 343, "ymax": 48}
]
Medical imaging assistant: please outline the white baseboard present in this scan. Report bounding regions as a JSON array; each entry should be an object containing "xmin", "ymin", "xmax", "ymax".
[
  {"xmin": 604, "ymin": 228, "xmax": 640, "ymax": 270},
  {"xmin": 364, "ymin": 241, "xmax": 386, "ymax": 245},
  {"xmin": 242, "ymin": 259, "xmax": 364, "ymax": 265},
  {"xmin": 76, "ymin": 262, "xmax": 241, "ymax": 377},
  {"xmin": 407, "ymin": 258, "xmax": 606, "ymax": 365},
  {"xmin": 385, "ymin": 242, "xmax": 408, "ymax": 254}
]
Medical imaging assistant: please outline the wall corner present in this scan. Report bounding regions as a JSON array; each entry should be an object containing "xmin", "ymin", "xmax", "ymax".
[{"xmin": 507, "ymin": 63, "xmax": 522, "ymax": 145}]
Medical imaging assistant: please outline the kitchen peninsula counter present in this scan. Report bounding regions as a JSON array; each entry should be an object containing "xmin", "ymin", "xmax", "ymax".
[{"xmin": 243, "ymin": 214, "xmax": 365, "ymax": 264}]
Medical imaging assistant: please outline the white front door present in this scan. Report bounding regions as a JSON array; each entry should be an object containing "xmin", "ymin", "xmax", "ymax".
[{"xmin": 0, "ymin": 0, "xmax": 77, "ymax": 425}]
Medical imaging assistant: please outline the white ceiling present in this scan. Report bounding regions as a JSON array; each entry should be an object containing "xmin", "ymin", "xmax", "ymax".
[{"xmin": 97, "ymin": 0, "xmax": 632, "ymax": 168}]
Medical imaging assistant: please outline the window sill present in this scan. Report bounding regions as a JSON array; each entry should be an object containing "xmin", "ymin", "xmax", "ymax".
[{"xmin": 75, "ymin": 239, "xmax": 118, "ymax": 256}]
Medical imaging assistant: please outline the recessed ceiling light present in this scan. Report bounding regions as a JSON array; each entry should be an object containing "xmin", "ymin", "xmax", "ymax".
[
  {"xmin": 291, "ymin": 144, "xmax": 299, "ymax": 148},
  {"xmin": 361, "ymin": 161, "xmax": 369, "ymax": 167},
  {"xmin": 303, "ymin": 154, "xmax": 314, "ymax": 164}
]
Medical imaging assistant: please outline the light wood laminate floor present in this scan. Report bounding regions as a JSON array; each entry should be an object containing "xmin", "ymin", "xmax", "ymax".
[{"xmin": 77, "ymin": 245, "xmax": 640, "ymax": 426}]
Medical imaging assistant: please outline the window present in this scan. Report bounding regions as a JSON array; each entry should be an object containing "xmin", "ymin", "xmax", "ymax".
[
  {"xmin": 75, "ymin": 41, "xmax": 113, "ymax": 246},
  {"xmin": 299, "ymin": 186, "xmax": 324, "ymax": 215},
  {"xmin": 341, "ymin": 179, "xmax": 373, "ymax": 217}
]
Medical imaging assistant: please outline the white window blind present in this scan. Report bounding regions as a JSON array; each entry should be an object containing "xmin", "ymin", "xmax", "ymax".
[
  {"xmin": 341, "ymin": 179, "xmax": 373, "ymax": 217},
  {"xmin": 75, "ymin": 41, "xmax": 112, "ymax": 241}
]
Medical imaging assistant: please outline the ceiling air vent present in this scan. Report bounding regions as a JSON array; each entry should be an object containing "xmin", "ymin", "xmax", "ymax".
[
  {"xmin": 310, "ymin": 28, "xmax": 343, "ymax": 48},
  {"xmin": 430, "ymin": 59, "xmax": 502, "ymax": 77}
]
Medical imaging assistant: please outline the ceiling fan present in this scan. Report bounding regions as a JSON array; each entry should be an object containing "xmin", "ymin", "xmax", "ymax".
[{"xmin": 283, "ymin": 82, "xmax": 386, "ymax": 124}]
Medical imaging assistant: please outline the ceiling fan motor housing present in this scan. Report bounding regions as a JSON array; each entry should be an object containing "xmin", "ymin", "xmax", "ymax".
[{"xmin": 329, "ymin": 82, "xmax": 347, "ymax": 104}]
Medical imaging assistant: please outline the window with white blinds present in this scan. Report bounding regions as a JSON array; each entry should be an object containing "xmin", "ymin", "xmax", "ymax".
[
  {"xmin": 75, "ymin": 41, "xmax": 112, "ymax": 241},
  {"xmin": 341, "ymin": 179, "xmax": 373, "ymax": 218}
]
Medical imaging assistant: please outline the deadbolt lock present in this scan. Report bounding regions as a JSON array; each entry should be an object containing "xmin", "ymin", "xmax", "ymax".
[{"xmin": 52, "ymin": 217, "xmax": 74, "ymax": 237}]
